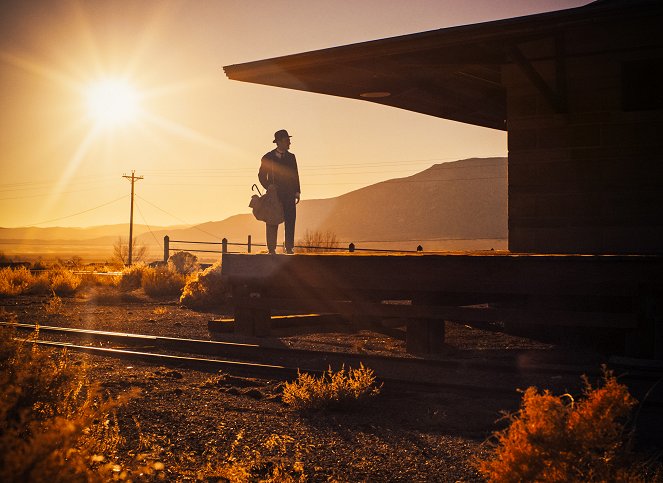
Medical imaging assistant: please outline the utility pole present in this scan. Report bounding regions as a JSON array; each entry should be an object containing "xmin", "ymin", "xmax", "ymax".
[{"xmin": 122, "ymin": 170, "xmax": 143, "ymax": 266}]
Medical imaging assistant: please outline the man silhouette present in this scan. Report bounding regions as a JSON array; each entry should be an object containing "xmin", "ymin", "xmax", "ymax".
[{"xmin": 258, "ymin": 129, "xmax": 301, "ymax": 254}]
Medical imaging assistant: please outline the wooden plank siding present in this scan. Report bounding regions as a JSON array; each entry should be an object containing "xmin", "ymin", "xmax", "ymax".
[{"xmin": 505, "ymin": 14, "xmax": 663, "ymax": 254}]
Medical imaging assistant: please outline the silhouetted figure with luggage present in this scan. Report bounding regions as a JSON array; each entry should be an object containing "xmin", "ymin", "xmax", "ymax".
[{"xmin": 259, "ymin": 129, "xmax": 301, "ymax": 254}]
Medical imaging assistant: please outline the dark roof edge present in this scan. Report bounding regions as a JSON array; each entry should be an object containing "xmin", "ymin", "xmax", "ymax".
[{"xmin": 223, "ymin": 1, "xmax": 659, "ymax": 78}]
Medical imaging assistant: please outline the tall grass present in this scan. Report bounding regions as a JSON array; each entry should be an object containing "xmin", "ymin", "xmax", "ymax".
[
  {"xmin": 1, "ymin": 264, "xmax": 193, "ymax": 299},
  {"xmin": 0, "ymin": 326, "xmax": 135, "ymax": 481},
  {"xmin": 282, "ymin": 364, "xmax": 381, "ymax": 411},
  {"xmin": 200, "ymin": 431, "xmax": 307, "ymax": 482}
]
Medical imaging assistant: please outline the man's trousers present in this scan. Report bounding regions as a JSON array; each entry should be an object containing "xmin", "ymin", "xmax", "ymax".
[{"xmin": 266, "ymin": 195, "xmax": 296, "ymax": 253}]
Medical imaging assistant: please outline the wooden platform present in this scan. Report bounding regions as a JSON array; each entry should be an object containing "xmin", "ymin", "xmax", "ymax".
[{"xmin": 220, "ymin": 252, "xmax": 663, "ymax": 358}]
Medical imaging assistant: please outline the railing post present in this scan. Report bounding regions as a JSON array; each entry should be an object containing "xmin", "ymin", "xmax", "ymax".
[
  {"xmin": 163, "ymin": 235, "xmax": 169, "ymax": 262},
  {"xmin": 349, "ymin": 242, "xmax": 355, "ymax": 253},
  {"xmin": 247, "ymin": 235, "xmax": 252, "ymax": 254},
  {"xmin": 222, "ymin": 238, "xmax": 228, "ymax": 254}
]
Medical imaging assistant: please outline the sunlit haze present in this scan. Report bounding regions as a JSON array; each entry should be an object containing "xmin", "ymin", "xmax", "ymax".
[{"xmin": 0, "ymin": 0, "xmax": 589, "ymax": 229}]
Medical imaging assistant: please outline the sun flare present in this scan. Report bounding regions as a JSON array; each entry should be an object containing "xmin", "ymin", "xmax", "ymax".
[{"xmin": 85, "ymin": 79, "xmax": 140, "ymax": 125}]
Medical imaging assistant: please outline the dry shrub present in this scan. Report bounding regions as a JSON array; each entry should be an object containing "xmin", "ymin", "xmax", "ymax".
[
  {"xmin": 477, "ymin": 368, "xmax": 647, "ymax": 482},
  {"xmin": 43, "ymin": 292, "xmax": 64, "ymax": 315},
  {"xmin": 111, "ymin": 236, "xmax": 148, "ymax": 266},
  {"xmin": 296, "ymin": 229, "xmax": 340, "ymax": 253},
  {"xmin": 282, "ymin": 364, "xmax": 381, "ymax": 411},
  {"xmin": 48, "ymin": 267, "xmax": 81, "ymax": 296},
  {"xmin": 180, "ymin": 261, "xmax": 228, "ymax": 309},
  {"xmin": 141, "ymin": 266, "xmax": 186, "ymax": 298},
  {"xmin": 0, "ymin": 266, "xmax": 33, "ymax": 296},
  {"xmin": 119, "ymin": 263, "xmax": 147, "ymax": 292},
  {"xmin": 0, "ymin": 267, "xmax": 81, "ymax": 297},
  {"xmin": 153, "ymin": 306, "xmax": 168, "ymax": 316},
  {"xmin": 78, "ymin": 272, "xmax": 120, "ymax": 290},
  {"xmin": 168, "ymin": 251, "xmax": 199, "ymax": 275},
  {"xmin": 0, "ymin": 326, "xmax": 135, "ymax": 481},
  {"xmin": 200, "ymin": 431, "xmax": 306, "ymax": 482},
  {"xmin": 27, "ymin": 271, "xmax": 54, "ymax": 295}
]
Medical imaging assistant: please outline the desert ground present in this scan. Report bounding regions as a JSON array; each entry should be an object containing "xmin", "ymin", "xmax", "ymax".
[{"xmin": 2, "ymin": 280, "xmax": 660, "ymax": 481}]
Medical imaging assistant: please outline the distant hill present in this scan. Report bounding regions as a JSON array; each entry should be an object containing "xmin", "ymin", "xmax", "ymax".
[
  {"xmin": 1, "ymin": 157, "xmax": 507, "ymax": 260},
  {"xmin": 300, "ymin": 157, "xmax": 507, "ymax": 244},
  {"xmin": 149, "ymin": 157, "xmax": 508, "ymax": 252},
  {"xmin": 0, "ymin": 224, "xmax": 186, "ymax": 262},
  {"xmin": 0, "ymin": 224, "xmax": 185, "ymax": 241}
]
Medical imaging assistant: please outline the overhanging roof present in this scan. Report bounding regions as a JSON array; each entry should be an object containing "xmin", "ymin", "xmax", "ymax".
[{"xmin": 223, "ymin": 1, "xmax": 660, "ymax": 131}]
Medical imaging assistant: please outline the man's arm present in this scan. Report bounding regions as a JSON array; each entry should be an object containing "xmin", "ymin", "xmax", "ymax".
[
  {"xmin": 293, "ymin": 154, "xmax": 301, "ymax": 203},
  {"xmin": 258, "ymin": 156, "xmax": 271, "ymax": 190}
]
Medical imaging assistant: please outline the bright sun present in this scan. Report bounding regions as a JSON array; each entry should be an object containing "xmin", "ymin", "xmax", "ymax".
[{"xmin": 85, "ymin": 79, "xmax": 140, "ymax": 125}]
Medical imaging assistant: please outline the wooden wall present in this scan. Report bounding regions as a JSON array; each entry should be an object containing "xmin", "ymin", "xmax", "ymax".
[{"xmin": 505, "ymin": 11, "xmax": 663, "ymax": 254}]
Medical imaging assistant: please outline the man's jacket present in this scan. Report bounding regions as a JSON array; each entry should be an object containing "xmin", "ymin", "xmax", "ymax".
[{"xmin": 259, "ymin": 150, "xmax": 301, "ymax": 198}]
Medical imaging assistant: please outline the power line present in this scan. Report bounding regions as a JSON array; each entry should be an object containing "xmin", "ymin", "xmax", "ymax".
[
  {"xmin": 26, "ymin": 195, "xmax": 129, "ymax": 226},
  {"xmin": 141, "ymin": 175, "xmax": 507, "ymax": 190},
  {"xmin": 134, "ymin": 199, "xmax": 163, "ymax": 249},
  {"xmin": 135, "ymin": 194, "xmax": 223, "ymax": 240},
  {"xmin": 2, "ymin": 159, "xmax": 505, "ymax": 197},
  {"xmin": 139, "ymin": 162, "xmax": 504, "ymax": 178},
  {"xmin": 2, "ymin": 158, "xmax": 505, "ymax": 190},
  {"xmin": 0, "ymin": 186, "xmax": 112, "ymax": 201},
  {"xmin": 138, "ymin": 157, "xmax": 505, "ymax": 175},
  {"xmin": 0, "ymin": 175, "xmax": 117, "ymax": 192}
]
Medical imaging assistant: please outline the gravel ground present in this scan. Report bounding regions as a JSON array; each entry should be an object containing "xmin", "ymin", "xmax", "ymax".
[{"xmin": 1, "ymin": 288, "xmax": 612, "ymax": 481}]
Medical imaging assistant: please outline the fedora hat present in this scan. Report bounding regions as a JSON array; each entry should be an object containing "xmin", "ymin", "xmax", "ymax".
[{"xmin": 273, "ymin": 129, "xmax": 292, "ymax": 143}]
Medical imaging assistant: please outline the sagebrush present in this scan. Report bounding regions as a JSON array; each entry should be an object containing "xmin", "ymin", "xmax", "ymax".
[
  {"xmin": 141, "ymin": 266, "xmax": 187, "ymax": 297},
  {"xmin": 476, "ymin": 368, "xmax": 653, "ymax": 482},
  {"xmin": 0, "ymin": 267, "xmax": 81, "ymax": 297},
  {"xmin": 0, "ymin": 266, "xmax": 32, "ymax": 296},
  {"xmin": 47, "ymin": 267, "xmax": 81, "ymax": 295},
  {"xmin": 180, "ymin": 261, "xmax": 227, "ymax": 309},
  {"xmin": 168, "ymin": 251, "xmax": 199, "ymax": 275},
  {"xmin": 118, "ymin": 263, "xmax": 147, "ymax": 292}
]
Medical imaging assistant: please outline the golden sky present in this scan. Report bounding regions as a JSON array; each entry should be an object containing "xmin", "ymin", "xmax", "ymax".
[{"xmin": 0, "ymin": 0, "xmax": 588, "ymax": 228}]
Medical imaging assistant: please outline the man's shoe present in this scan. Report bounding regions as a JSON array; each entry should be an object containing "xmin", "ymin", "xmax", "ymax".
[
  {"xmin": 268, "ymin": 250, "xmax": 276, "ymax": 255},
  {"xmin": 285, "ymin": 249, "xmax": 294, "ymax": 254}
]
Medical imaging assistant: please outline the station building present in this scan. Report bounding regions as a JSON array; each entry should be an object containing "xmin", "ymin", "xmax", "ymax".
[{"xmin": 224, "ymin": 0, "xmax": 663, "ymax": 255}]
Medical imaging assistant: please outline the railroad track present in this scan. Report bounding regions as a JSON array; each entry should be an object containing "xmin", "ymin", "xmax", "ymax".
[{"xmin": 3, "ymin": 321, "xmax": 663, "ymax": 402}]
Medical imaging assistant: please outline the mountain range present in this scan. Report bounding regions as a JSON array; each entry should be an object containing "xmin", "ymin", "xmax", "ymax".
[{"xmin": 0, "ymin": 157, "xmax": 507, "ymax": 261}]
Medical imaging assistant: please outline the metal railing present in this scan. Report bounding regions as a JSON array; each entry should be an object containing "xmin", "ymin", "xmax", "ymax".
[{"xmin": 163, "ymin": 235, "xmax": 424, "ymax": 261}]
